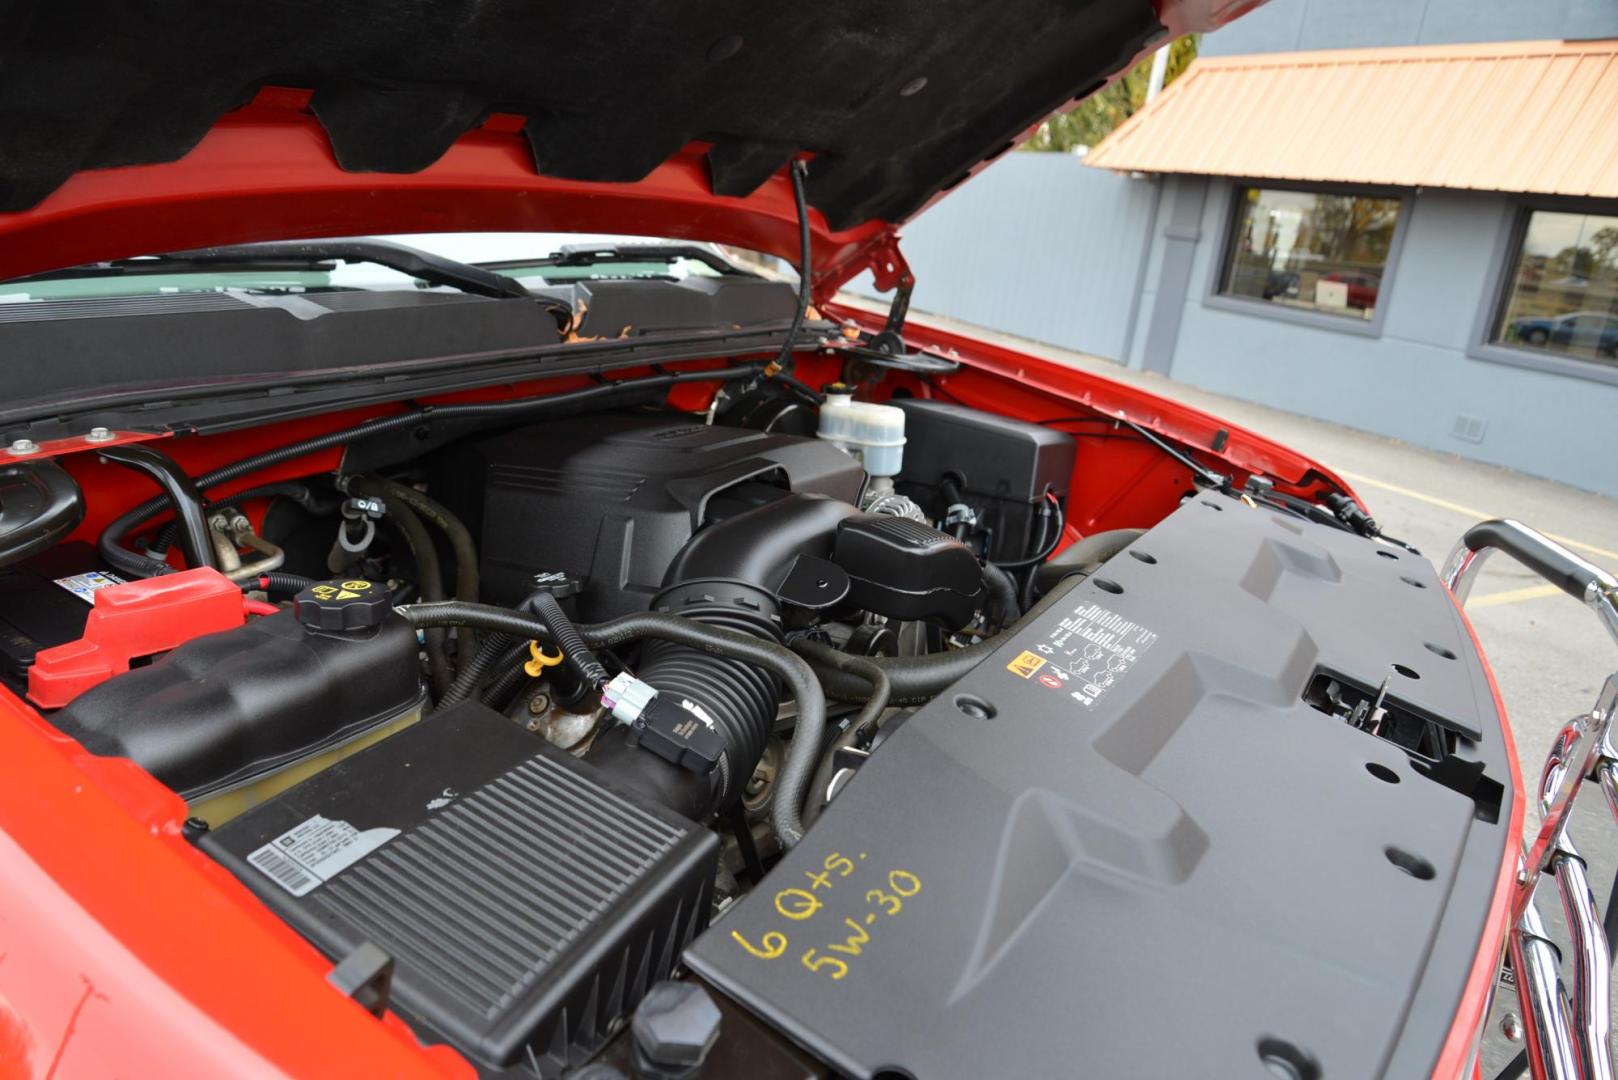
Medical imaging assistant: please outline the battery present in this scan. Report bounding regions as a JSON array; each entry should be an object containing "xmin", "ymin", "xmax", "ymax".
[
  {"xmin": 199, "ymin": 701, "xmax": 718, "ymax": 1075},
  {"xmin": 0, "ymin": 542, "xmax": 123, "ymax": 696}
]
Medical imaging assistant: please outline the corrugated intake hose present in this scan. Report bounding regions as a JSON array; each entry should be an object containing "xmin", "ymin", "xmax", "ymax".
[
  {"xmin": 803, "ymin": 575, "xmax": 1085, "ymax": 705},
  {"xmin": 629, "ymin": 594, "xmax": 781, "ymax": 816},
  {"xmin": 397, "ymin": 602, "xmax": 827, "ymax": 847}
]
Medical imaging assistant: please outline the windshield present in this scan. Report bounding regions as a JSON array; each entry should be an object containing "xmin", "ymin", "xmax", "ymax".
[{"xmin": 0, "ymin": 232, "xmax": 742, "ymax": 302}]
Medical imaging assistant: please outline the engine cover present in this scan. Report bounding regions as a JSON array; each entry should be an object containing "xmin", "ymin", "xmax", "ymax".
[
  {"xmin": 450, "ymin": 414, "xmax": 863, "ymax": 621},
  {"xmin": 685, "ymin": 493, "xmax": 1514, "ymax": 1079}
]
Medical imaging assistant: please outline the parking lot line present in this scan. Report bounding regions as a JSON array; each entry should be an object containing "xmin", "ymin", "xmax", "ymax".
[
  {"xmin": 1338, "ymin": 469, "xmax": 1618, "ymax": 563},
  {"xmin": 1467, "ymin": 584, "xmax": 1564, "ymax": 609}
]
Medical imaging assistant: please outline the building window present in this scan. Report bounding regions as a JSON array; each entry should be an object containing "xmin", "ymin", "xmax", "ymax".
[
  {"xmin": 1490, "ymin": 209, "xmax": 1618, "ymax": 368},
  {"xmin": 1219, "ymin": 186, "xmax": 1402, "ymax": 321}
]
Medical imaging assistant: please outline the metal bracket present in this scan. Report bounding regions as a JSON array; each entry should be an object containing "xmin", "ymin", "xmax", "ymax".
[{"xmin": 864, "ymin": 239, "xmax": 916, "ymax": 357}]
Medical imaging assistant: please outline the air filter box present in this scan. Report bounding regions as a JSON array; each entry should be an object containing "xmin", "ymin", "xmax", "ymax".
[{"xmin": 199, "ymin": 702, "xmax": 718, "ymax": 1076}]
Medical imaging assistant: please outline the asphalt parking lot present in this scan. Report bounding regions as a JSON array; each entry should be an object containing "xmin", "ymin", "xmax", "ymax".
[{"xmin": 876, "ymin": 303, "xmax": 1618, "ymax": 1070}]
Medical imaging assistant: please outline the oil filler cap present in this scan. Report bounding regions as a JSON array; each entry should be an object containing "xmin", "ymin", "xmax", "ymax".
[{"xmin": 293, "ymin": 579, "xmax": 390, "ymax": 631}]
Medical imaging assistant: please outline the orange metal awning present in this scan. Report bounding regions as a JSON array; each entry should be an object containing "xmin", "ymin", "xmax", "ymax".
[{"xmin": 1084, "ymin": 39, "xmax": 1618, "ymax": 198}]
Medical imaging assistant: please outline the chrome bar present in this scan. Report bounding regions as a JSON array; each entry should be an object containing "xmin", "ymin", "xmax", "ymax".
[
  {"xmin": 1513, "ymin": 890, "xmax": 1584, "ymax": 1080},
  {"xmin": 1551, "ymin": 835, "xmax": 1615, "ymax": 1080},
  {"xmin": 1440, "ymin": 519, "xmax": 1618, "ymax": 652},
  {"xmin": 1598, "ymin": 758, "xmax": 1618, "ymax": 830},
  {"xmin": 1518, "ymin": 680, "xmax": 1616, "ymax": 909},
  {"xmin": 1443, "ymin": 519, "xmax": 1618, "ymax": 1080}
]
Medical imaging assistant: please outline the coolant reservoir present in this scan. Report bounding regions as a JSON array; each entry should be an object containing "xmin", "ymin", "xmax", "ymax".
[
  {"xmin": 817, "ymin": 386, "xmax": 907, "ymax": 477},
  {"xmin": 49, "ymin": 579, "xmax": 425, "ymax": 825}
]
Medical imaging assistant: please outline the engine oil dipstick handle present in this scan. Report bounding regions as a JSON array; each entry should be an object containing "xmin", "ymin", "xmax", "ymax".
[{"xmin": 524, "ymin": 641, "xmax": 564, "ymax": 677}]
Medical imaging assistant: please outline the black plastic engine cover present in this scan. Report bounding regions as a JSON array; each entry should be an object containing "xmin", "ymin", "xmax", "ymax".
[
  {"xmin": 833, "ymin": 514, "xmax": 985, "ymax": 628},
  {"xmin": 200, "ymin": 702, "xmax": 719, "ymax": 1076},
  {"xmin": 452, "ymin": 415, "xmax": 863, "ymax": 621},
  {"xmin": 686, "ymin": 494, "xmax": 1514, "ymax": 1079}
]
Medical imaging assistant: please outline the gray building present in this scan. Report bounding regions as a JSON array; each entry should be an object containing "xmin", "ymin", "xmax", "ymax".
[{"xmin": 862, "ymin": 0, "xmax": 1618, "ymax": 497}]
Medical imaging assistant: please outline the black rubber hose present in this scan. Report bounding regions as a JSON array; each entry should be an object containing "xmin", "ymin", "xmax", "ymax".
[
  {"xmin": 992, "ymin": 493, "xmax": 1064, "ymax": 570},
  {"xmin": 981, "ymin": 560, "xmax": 1021, "ymax": 628},
  {"xmin": 790, "ymin": 638, "xmax": 893, "ymax": 831},
  {"xmin": 1031, "ymin": 528, "xmax": 1146, "ymax": 596},
  {"xmin": 359, "ymin": 477, "xmax": 480, "ymax": 669},
  {"xmin": 399, "ymin": 602, "xmax": 826, "ymax": 847},
  {"xmin": 95, "ymin": 444, "xmax": 217, "ymax": 576},
  {"xmin": 98, "ymin": 363, "xmax": 770, "ymax": 574},
  {"xmin": 790, "ymin": 638, "xmax": 891, "ymax": 745},
  {"xmin": 530, "ymin": 591, "xmax": 608, "ymax": 691},
  {"xmin": 351, "ymin": 484, "xmax": 452, "ymax": 700},
  {"xmin": 439, "ymin": 632, "xmax": 514, "ymax": 709},
  {"xmin": 804, "ymin": 575, "xmax": 1085, "ymax": 705}
]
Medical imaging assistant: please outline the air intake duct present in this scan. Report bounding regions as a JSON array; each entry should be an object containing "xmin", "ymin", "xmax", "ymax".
[
  {"xmin": 589, "ymin": 496, "xmax": 853, "ymax": 820},
  {"xmin": 588, "ymin": 493, "xmax": 984, "ymax": 827}
]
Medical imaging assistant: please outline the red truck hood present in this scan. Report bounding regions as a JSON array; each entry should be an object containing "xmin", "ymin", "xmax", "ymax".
[{"xmin": 0, "ymin": 0, "xmax": 1257, "ymax": 291}]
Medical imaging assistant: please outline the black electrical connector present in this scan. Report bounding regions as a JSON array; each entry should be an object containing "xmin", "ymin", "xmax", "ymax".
[{"xmin": 627, "ymin": 695, "xmax": 729, "ymax": 777}]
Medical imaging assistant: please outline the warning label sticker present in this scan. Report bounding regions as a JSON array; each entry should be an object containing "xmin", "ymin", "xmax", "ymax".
[
  {"xmin": 52, "ymin": 570, "xmax": 126, "ymax": 604},
  {"xmin": 309, "ymin": 580, "xmax": 374, "ymax": 601},
  {"xmin": 1005, "ymin": 650, "xmax": 1047, "ymax": 679},
  {"xmin": 245, "ymin": 815, "xmax": 398, "ymax": 898},
  {"xmin": 1024, "ymin": 600, "xmax": 1159, "ymax": 710}
]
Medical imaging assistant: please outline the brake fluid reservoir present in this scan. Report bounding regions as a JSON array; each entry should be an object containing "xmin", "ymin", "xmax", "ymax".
[{"xmin": 817, "ymin": 386, "xmax": 907, "ymax": 477}]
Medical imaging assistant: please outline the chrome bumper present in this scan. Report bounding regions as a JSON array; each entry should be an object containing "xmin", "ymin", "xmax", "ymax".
[{"xmin": 1443, "ymin": 520, "xmax": 1618, "ymax": 1080}]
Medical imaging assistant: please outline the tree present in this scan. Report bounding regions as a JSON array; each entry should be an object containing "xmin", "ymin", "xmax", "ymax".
[
  {"xmin": 1021, "ymin": 36, "xmax": 1199, "ymax": 153},
  {"xmin": 1591, "ymin": 226, "xmax": 1618, "ymax": 273}
]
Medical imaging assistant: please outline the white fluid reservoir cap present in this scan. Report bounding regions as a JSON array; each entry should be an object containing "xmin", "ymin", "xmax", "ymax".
[{"xmin": 817, "ymin": 393, "xmax": 906, "ymax": 477}]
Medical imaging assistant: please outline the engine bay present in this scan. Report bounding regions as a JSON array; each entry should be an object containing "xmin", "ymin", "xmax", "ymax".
[{"xmin": 0, "ymin": 356, "xmax": 1516, "ymax": 1078}]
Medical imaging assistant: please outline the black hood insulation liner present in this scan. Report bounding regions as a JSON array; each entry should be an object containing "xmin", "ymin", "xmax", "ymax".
[{"xmin": 0, "ymin": 0, "xmax": 1163, "ymax": 228}]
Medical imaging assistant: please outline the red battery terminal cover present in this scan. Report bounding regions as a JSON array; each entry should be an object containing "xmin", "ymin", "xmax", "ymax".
[{"xmin": 27, "ymin": 568, "xmax": 258, "ymax": 708}]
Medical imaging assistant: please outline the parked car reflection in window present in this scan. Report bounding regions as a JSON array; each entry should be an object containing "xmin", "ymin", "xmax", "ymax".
[
  {"xmin": 1493, "ymin": 209, "xmax": 1618, "ymax": 365},
  {"xmin": 1220, "ymin": 186, "xmax": 1400, "ymax": 321}
]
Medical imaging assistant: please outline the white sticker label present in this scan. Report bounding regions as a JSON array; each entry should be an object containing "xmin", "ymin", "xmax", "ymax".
[
  {"xmin": 246, "ymin": 815, "xmax": 399, "ymax": 898},
  {"xmin": 52, "ymin": 570, "xmax": 126, "ymax": 604},
  {"xmin": 1027, "ymin": 601, "xmax": 1159, "ymax": 710}
]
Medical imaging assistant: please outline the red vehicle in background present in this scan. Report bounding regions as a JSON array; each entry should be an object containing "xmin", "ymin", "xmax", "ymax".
[
  {"xmin": 0, "ymin": 3, "xmax": 1611, "ymax": 1079},
  {"xmin": 1320, "ymin": 269, "xmax": 1382, "ymax": 310}
]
